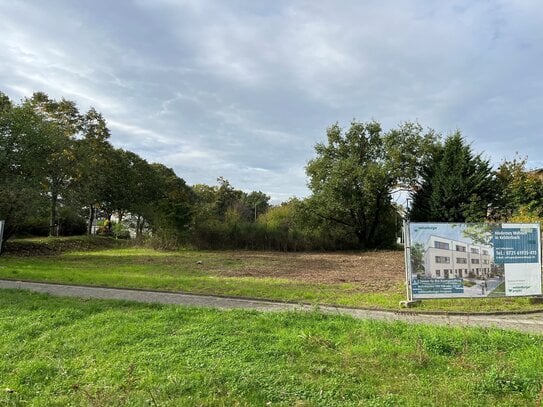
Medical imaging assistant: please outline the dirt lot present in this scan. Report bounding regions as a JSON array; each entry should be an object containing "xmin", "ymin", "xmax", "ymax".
[
  {"xmin": 4, "ymin": 237, "xmax": 407, "ymax": 293},
  {"xmin": 218, "ymin": 250, "xmax": 405, "ymax": 291}
]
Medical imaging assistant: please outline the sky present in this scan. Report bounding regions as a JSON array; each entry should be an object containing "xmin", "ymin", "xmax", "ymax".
[{"xmin": 1, "ymin": 1, "xmax": 543, "ymax": 203}]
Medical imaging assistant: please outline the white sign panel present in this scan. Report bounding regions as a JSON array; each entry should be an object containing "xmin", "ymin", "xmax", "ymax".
[{"xmin": 498, "ymin": 223, "xmax": 542, "ymax": 296}]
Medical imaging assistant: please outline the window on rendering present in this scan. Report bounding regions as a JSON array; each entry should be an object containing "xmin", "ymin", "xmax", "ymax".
[
  {"xmin": 455, "ymin": 245, "xmax": 466, "ymax": 252},
  {"xmin": 457, "ymin": 257, "xmax": 467, "ymax": 264},
  {"xmin": 471, "ymin": 258, "xmax": 480, "ymax": 264},
  {"xmin": 470, "ymin": 247, "xmax": 479, "ymax": 254},
  {"xmin": 435, "ymin": 256, "xmax": 450, "ymax": 263},
  {"xmin": 435, "ymin": 241, "xmax": 450, "ymax": 250}
]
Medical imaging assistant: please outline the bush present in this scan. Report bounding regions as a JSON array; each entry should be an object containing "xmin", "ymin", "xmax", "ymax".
[{"xmin": 112, "ymin": 222, "xmax": 130, "ymax": 239}]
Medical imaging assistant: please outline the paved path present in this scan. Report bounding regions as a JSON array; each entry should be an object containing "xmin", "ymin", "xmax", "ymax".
[{"xmin": 2, "ymin": 279, "xmax": 543, "ymax": 334}]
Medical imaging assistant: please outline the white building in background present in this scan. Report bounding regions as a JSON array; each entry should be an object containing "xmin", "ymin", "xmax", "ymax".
[{"xmin": 424, "ymin": 235, "xmax": 492, "ymax": 279}]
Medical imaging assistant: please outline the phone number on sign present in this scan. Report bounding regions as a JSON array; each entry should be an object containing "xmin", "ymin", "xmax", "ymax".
[{"xmin": 496, "ymin": 250, "xmax": 537, "ymax": 256}]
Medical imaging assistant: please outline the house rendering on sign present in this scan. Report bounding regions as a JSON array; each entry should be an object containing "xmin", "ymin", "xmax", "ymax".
[{"xmin": 424, "ymin": 235, "xmax": 492, "ymax": 279}]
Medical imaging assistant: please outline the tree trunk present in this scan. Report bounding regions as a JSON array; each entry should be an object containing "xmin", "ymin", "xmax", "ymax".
[
  {"xmin": 87, "ymin": 205, "xmax": 95, "ymax": 235},
  {"xmin": 136, "ymin": 215, "xmax": 142, "ymax": 238},
  {"xmin": 49, "ymin": 192, "xmax": 58, "ymax": 237},
  {"xmin": 355, "ymin": 229, "xmax": 366, "ymax": 250}
]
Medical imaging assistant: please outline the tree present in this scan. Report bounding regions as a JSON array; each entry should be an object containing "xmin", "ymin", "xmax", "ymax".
[
  {"xmin": 493, "ymin": 157, "xmax": 543, "ymax": 220},
  {"xmin": 409, "ymin": 132, "xmax": 496, "ymax": 222},
  {"xmin": 306, "ymin": 120, "xmax": 437, "ymax": 249},
  {"xmin": 24, "ymin": 93, "xmax": 82, "ymax": 236},
  {"xmin": 72, "ymin": 108, "xmax": 114, "ymax": 234},
  {"xmin": 215, "ymin": 177, "xmax": 242, "ymax": 220},
  {"xmin": 241, "ymin": 190, "xmax": 270, "ymax": 221},
  {"xmin": 1, "ymin": 89, "xmax": 197, "ymax": 244},
  {"xmin": 191, "ymin": 178, "xmax": 270, "ymax": 224},
  {"xmin": 144, "ymin": 163, "xmax": 194, "ymax": 239},
  {"xmin": 0, "ymin": 94, "xmax": 51, "ymax": 241}
]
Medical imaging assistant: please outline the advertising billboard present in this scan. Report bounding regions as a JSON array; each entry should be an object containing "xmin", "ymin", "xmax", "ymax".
[{"xmin": 407, "ymin": 223, "xmax": 542, "ymax": 299}]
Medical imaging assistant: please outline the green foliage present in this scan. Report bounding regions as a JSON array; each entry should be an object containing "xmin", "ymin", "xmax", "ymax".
[
  {"xmin": 143, "ymin": 163, "xmax": 194, "ymax": 241},
  {"xmin": 0, "ymin": 90, "xmax": 194, "ymax": 244},
  {"xmin": 71, "ymin": 108, "xmax": 114, "ymax": 234},
  {"xmin": 6, "ymin": 88, "xmax": 543, "ymax": 253},
  {"xmin": 508, "ymin": 206, "xmax": 543, "ymax": 230},
  {"xmin": 306, "ymin": 121, "xmax": 437, "ymax": 248},
  {"xmin": 494, "ymin": 157, "xmax": 543, "ymax": 222},
  {"xmin": 190, "ymin": 196, "xmax": 367, "ymax": 251},
  {"xmin": 24, "ymin": 93, "xmax": 83, "ymax": 236},
  {"xmin": 257, "ymin": 201, "xmax": 302, "ymax": 251},
  {"xmin": 0, "ymin": 94, "xmax": 51, "ymax": 240},
  {"xmin": 190, "ymin": 178, "xmax": 278, "ymax": 249},
  {"xmin": 112, "ymin": 222, "xmax": 130, "ymax": 239},
  {"xmin": 192, "ymin": 178, "xmax": 271, "ymax": 224},
  {"xmin": 57, "ymin": 206, "xmax": 87, "ymax": 236},
  {"xmin": 410, "ymin": 132, "xmax": 496, "ymax": 222}
]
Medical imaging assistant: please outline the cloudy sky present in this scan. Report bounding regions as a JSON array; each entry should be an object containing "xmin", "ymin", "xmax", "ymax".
[{"xmin": 1, "ymin": 1, "xmax": 542, "ymax": 202}]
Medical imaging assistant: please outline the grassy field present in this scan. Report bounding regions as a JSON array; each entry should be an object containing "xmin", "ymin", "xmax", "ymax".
[
  {"xmin": 1, "ymin": 290, "xmax": 542, "ymax": 406},
  {"xmin": 0, "ymin": 237, "xmax": 542, "ymax": 312}
]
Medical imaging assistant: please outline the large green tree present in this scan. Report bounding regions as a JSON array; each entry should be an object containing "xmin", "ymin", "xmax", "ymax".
[
  {"xmin": 145, "ymin": 163, "xmax": 194, "ymax": 239},
  {"xmin": 409, "ymin": 132, "xmax": 496, "ymax": 222},
  {"xmin": 1, "ymin": 89, "xmax": 197, "ymax": 244},
  {"xmin": 0, "ymin": 93, "xmax": 52, "ymax": 241},
  {"xmin": 493, "ymin": 157, "xmax": 543, "ymax": 220},
  {"xmin": 72, "ymin": 108, "xmax": 114, "ymax": 234},
  {"xmin": 24, "ymin": 92, "xmax": 82, "ymax": 236},
  {"xmin": 306, "ymin": 121, "xmax": 437, "ymax": 249}
]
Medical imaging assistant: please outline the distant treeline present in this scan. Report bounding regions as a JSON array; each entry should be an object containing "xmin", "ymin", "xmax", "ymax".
[{"xmin": 1, "ymin": 91, "xmax": 542, "ymax": 251}]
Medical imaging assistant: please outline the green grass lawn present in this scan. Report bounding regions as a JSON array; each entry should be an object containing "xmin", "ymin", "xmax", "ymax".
[
  {"xmin": 0, "ymin": 247, "xmax": 401, "ymax": 307},
  {"xmin": 1, "ymin": 290, "xmax": 542, "ymax": 406},
  {"xmin": 0, "ymin": 238, "xmax": 542, "ymax": 312}
]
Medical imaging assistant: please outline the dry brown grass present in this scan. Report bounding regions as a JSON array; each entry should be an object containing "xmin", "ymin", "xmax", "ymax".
[{"xmin": 217, "ymin": 250, "xmax": 405, "ymax": 292}]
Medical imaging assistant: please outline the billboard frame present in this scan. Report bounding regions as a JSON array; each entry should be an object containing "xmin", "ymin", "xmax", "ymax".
[{"xmin": 403, "ymin": 221, "xmax": 543, "ymax": 303}]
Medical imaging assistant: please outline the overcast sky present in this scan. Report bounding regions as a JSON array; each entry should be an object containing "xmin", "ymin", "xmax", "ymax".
[{"xmin": 1, "ymin": 1, "xmax": 542, "ymax": 202}]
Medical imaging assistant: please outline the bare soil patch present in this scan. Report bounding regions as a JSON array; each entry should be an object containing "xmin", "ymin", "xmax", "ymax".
[{"xmin": 216, "ymin": 250, "xmax": 405, "ymax": 292}]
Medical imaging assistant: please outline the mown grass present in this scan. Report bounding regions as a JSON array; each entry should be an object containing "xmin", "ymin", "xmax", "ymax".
[
  {"xmin": 1, "ymin": 290, "xmax": 542, "ymax": 406},
  {"xmin": 0, "ymin": 238, "xmax": 542, "ymax": 312}
]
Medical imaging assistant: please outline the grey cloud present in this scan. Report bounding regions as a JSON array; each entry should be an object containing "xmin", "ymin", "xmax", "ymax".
[{"xmin": 1, "ymin": 0, "xmax": 543, "ymax": 202}]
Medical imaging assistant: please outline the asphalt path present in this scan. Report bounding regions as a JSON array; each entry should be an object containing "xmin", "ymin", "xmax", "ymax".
[{"xmin": 2, "ymin": 279, "xmax": 543, "ymax": 334}]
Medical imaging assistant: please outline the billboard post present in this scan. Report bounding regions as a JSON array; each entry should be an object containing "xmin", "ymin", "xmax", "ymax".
[
  {"xmin": 404, "ymin": 222, "xmax": 542, "ymax": 300},
  {"xmin": 0, "ymin": 220, "xmax": 4, "ymax": 255},
  {"xmin": 400, "ymin": 220, "xmax": 420, "ymax": 307}
]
